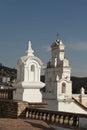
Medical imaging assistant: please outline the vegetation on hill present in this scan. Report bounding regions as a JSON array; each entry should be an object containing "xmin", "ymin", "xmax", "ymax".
[
  {"xmin": 71, "ymin": 77, "xmax": 87, "ymax": 94},
  {"xmin": 0, "ymin": 65, "xmax": 17, "ymax": 82}
]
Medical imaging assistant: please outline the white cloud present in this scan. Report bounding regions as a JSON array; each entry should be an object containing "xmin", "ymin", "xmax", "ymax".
[
  {"xmin": 40, "ymin": 45, "xmax": 51, "ymax": 52},
  {"xmin": 72, "ymin": 67, "xmax": 87, "ymax": 77},
  {"xmin": 67, "ymin": 42, "xmax": 87, "ymax": 51}
]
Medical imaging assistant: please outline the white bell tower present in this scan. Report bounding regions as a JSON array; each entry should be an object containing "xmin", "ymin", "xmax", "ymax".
[{"xmin": 43, "ymin": 39, "xmax": 72, "ymax": 110}]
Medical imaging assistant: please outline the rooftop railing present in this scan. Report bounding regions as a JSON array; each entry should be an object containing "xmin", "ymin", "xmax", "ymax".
[
  {"xmin": 25, "ymin": 107, "xmax": 87, "ymax": 129},
  {"xmin": 0, "ymin": 88, "xmax": 15, "ymax": 100}
]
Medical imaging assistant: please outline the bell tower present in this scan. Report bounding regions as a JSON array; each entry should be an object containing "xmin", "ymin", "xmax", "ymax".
[
  {"xmin": 51, "ymin": 39, "xmax": 65, "ymax": 67},
  {"xmin": 44, "ymin": 39, "xmax": 72, "ymax": 101}
]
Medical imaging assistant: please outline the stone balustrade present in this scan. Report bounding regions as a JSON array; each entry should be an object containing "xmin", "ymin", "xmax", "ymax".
[
  {"xmin": 0, "ymin": 88, "xmax": 14, "ymax": 100},
  {"xmin": 25, "ymin": 108, "xmax": 80, "ymax": 128}
]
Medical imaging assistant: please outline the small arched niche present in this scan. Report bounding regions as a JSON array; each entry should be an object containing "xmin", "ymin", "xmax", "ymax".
[
  {"xmin": 62, "ymin": 82, "xmax": 66, "ymax": 93},
  {"xmin": 31, "ymin": 65, "xmax": 35, "ymax": 72},
  {"xmin": 30, "ymin": 64, "xmax": 35, "ymax": 81}
]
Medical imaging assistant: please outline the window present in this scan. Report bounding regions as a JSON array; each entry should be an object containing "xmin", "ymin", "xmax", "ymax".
[
  {"xmin": 31, "ymin": 65, "xmax": 35, "ymax": 72},
  {"xmin": 62, "ymin": 82, "xmax": 66, "ymax": 93}
]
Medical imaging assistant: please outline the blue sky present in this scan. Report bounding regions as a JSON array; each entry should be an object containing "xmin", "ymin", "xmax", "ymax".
[{"xmin": 0, "ymin": 0, "xmax": 87, "ymax": 77}]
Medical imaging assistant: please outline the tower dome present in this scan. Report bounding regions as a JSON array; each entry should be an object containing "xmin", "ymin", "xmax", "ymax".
[{"xmin": 51, "ymin": 39, "xmax": 64, "ymax": 50}]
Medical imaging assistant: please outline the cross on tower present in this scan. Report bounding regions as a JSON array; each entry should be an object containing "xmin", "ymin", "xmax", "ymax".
[{"xmin": 56, "ymin": 32, "xmax": 59, "ymax": 39}]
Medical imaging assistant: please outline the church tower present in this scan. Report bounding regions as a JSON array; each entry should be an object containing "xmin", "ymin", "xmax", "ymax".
[
  {"xmin": 13, "ymin": 41, "xmax": 45, "ymax": 102},
  {"xmin": 43, "ymin": 39, "xmax": 72, "ymax": 110}
]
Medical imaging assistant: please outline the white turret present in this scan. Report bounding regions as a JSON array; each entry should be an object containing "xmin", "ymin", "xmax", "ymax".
[{"xmin": 13, "ymin": 40, "xmax": 45, "ymax": 102}]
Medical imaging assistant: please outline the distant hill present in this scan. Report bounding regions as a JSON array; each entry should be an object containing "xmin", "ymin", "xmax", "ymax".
[
  {"xmin": 71, "ymin": 77, "xmax": 87, "ymax": 94},
  {"xmin": 0, "ymin": 65, "xmax": 17, "ymax": 81}
]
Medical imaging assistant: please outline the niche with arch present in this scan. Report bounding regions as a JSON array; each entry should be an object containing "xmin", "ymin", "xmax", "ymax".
[
  {"xmin": 62, "ymin": 82, "xmax": 66, "ymax": 93},
  {"xmin": 30, "ymin": 64, "xmax": 35, "ymax": 81},
  {"xmin": 31, "ymin": 65, "xmax": 35, "ymax": 72}
]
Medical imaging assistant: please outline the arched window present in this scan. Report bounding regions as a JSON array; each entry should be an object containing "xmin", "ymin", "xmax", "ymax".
[
  {"xmin": 62, "ymin": 82, "xmax": 66, "ymax": 93},
  {"xmin": 31, "ymin": 65, "xmax": 35, "ymax": 72}
]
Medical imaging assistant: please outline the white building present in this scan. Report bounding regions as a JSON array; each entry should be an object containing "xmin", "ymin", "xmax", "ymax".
[
  {"xmin": 43, "ymin": 39, "xmax": 87, "ymax": 114},
  {"xmin": 13, "ymin": 41, "xmax": 45, "ymax": 102},
  {"xmin": 0, "ymin": 76, "xmax": 10, "ymax": 83}
]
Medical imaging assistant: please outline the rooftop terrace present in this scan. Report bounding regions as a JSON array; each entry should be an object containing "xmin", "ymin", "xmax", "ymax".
[{"xmin": 0, "ymin": 118, "xmax": 55, "ymax": 130}]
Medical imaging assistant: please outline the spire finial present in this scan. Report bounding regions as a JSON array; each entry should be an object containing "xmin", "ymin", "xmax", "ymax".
[
  {"xmin": 26, "ymin": 40, "xmax": 34, "ymax": 56},
  {"xmin": 28, "ymin": 40, "xmax": 32, "ymax": 50}
]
